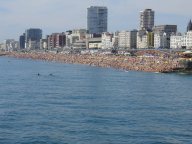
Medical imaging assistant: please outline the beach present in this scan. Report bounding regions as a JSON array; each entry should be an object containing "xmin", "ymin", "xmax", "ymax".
[{"xmin": 2, "ymin": 50, "xmax": 190, "ymax": 73}]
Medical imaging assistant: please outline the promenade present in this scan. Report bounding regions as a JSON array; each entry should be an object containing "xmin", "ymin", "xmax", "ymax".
[{"xmin": 3, "ymin": 50, "xmax": 189, "ymax": 73}]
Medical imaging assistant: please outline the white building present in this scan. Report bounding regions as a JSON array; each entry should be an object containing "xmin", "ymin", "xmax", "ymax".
[
  {"xmin": 153, "ymin": 25, "xmax": 177, "ymax": 48},
  {"xmin": 185, "ymin": 31, "xmax": 192, "ymax": 49},
  {"xmin": 170, "ymin": 33, "xmax": 182, "ymax": 49},
  {"xmin": 118, "ymin": 30, "xmax": 137, "ymax": 49},
  {"xmin": 40, "ymin": 39, "xmax": 47, "ymax": 49},
  {"xmin": 170, "ymin": 31, "xmax": 192, "ymax": 49},
  {"xmin": 154, "ymin": 33, "xmax": 168, "ymax": 48},
  {"xmin": 137, "ymin": 30, "xmax": 147, "ymax": 49},
  {"xmin": 2, "ymin": 39, "xmax": 19, "ymax": 51},
  {"xmin": 101, "ymin": 32, "xmax": 113, "ymax": 49}
]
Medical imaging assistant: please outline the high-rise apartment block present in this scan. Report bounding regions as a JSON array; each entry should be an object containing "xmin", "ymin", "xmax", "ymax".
[
  {"xmin": 87, "ymin": 6, "xmax": 108, "ymax": 34},
  {"xmin": 25, "ymin": 28, "xmax": 42, "ymax": 43},
  {"xmin": 140, "ymin": 9, "xmax": 154, "ymax": 31},
  {"xmin": 25, "ymin": 28, "xmax": 42, "ymax": 49},
  {"xmin": 19, "ymin": 33, "xmax": 25, "ymax": 49}
]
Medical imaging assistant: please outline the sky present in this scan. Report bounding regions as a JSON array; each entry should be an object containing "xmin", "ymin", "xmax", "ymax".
[{"xmin": 0, "ymin": 0, "xmax": 192, "ymax": 42}]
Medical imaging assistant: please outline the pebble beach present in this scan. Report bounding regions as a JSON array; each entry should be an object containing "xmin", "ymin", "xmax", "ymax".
[{"xmin": 2, "ymin": 50, "xmax": 189, "ymax": 73}]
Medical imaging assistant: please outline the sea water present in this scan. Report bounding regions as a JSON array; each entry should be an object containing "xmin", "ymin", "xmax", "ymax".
[{"xmin": 0, "ymin": 56, "xmax": 192, "ymax": 144}]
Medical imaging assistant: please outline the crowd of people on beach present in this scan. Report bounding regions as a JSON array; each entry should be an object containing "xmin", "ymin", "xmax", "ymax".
[{"xmin": 4, "ymin": 49, "xmax": 186, "ymax": 73}]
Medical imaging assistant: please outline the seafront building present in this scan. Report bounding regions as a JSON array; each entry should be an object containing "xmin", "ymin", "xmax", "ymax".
[
  {"xmin": 170, "ymin": 31, "xmax": 192, "ymax": 49},
  {"xmin": 170, "ymin": 33, "xmax": 183, "ymax": 49},
  {"xmin": 153, "ymin": 25, "xmax": 177, "ymax": 48},
  {"xmin": 137, "ymin": 9, "xmax": 155, "ymax": 49},
  {"xmin": 2, "ymin": 39, "xmax": 19, "ymax": 51},
  {"xmin": 86, "ymin": 33, "xmax": 102, "ymax": 49},
  {"xmin": 1, "ymin": 8, "xmax": 191, "ymax": 51},
  {"xmin": 72, "ymin": 29, "xmax": 87, "ymax": 40},
  {"xmin": 183, "ymin": 31, "xmax": 192, "ymax": 49},
  {"xmin": 19, "ymin": 33, "xmax": 25, "ymax": 49},
  {"xmin": 154, "ymin": 33, "xmax": 168, "ymax": 48},
  {"xmin": 72, "ymin": 29, "xmax": 87, "ymax": 49},
  {"xmin": 118, "ymin": 30, "xmax": 137, "ymax": 49},
  {"xmin": 139, "ymin": 9, "xmax": 154, "ymax": 31},
  {"xmin": 137, "ymin": 30, "xmax": 148, "ymax": 49},
  {"xmin": 87, "ymin": 6, "xmax": 108, "ymax": 34},
  {"xmin": 170, "ymin": 21, "xmax": 192, "ymax": 49},
  {"xmin": 112, "ymin": 32, "xmax": 119, "ymax": 48},
  {"xmin": 40, "ymin": 39, "xmax": 47, "ymax": 49},
  {"xmin": 153, "ymin": 25, "xmax": 177, "ymax": 35},
  {"xmin": 136, "ymin": 30, "xmax": 154, "ymax": 49},
  {"xmin": 73, "ymin": 40, "xmax": 87, "ymax": 49},
  {"xmin": 66, "ymin": 29, "xmax": 87, "ymax": 48},
  {"xmin": 47, "ymin": 33, "xmax": 66, "ymax": 49},
  {"xmin": 25, "ymin": 28, "xmax": 42, "ymax": 49},
  {"xmin": 101, "ymin": 32, "xmax": 114, "ymax": 49}
]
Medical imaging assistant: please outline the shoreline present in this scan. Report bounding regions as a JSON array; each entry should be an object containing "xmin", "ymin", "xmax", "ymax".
[{"xmin": 1, "ymin": 50, "xmax": 190, "ymax": 73}]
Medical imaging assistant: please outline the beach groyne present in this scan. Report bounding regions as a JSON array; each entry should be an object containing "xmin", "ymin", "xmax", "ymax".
[{"xmin": 4, "ymin": 50, "xmax": 191, "ymax": 73}]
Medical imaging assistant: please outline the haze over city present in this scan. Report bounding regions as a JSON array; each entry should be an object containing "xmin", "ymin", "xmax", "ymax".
[{"xmin": 0, "ymin": 0, "xmax": 192, "ymax": 41}]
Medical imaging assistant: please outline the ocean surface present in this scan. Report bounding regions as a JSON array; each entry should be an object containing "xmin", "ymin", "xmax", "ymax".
[{"xmin": 0, "ymin": 56, "xmax": 192, "ymax": 144}]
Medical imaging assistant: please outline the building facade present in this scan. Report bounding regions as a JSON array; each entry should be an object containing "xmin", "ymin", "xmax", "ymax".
[
  {"xmin": 47, "ymin": 33, "xmax": 66, "ymax": 49},
  {"xmin": 153, "ymin": 25, "xmax": 177, "ymax": 48},
  {"xmin": 154, "ymin": 33, "xmax": 168, "ymax": 48},
  {"xmin": 101, "ymin": 32, "xmax": 114, "ymax": 49},
  {"xmin": 170, "ymin": 31, "xmax": 192, "ymax": 49},
  {"xmin": 87, "ymin": 6, "xmax": 108, "ymax": 34},
  {"xmin": 118, "ymin": 30, "xmax": 137, "ymax": 49},
  {"xmin": 40, "ymin": 39, "xmax": 47, "ymax": 49},
  {"xmin": 153, "ymin": 25, "xmax": 177, "ymax": 35},
  {"xmin": 19, "ymin": 33, "xmax": 25, "ymax": 49},
  {"xmin": 72, "ymin": 29, "xmax": 87, "ymax": 40},
  {"xmin": 170, "ymin": 33, "xmax": 182, "ymax": 49},
  {"xmin": 140, "ymin": 9, "xmax": 154, "ymax": 30},
  {"xmin": 3, "ymin": 39, "xmax": 19, "ymax": 51},
  {"xmin": 25, "ymin": 28, "xmax": 42, "ymax": 49},
  {"xmin": 137, "ymin": 30, "xmax": 148, "ymax": 49},
  {"xmin": 86, "ymin": 34, "xmax": 102, "ymax": 49},
  {"xmin": 65, "ymin": 29, "xmax": 87, "ymax": 48},
  {"xmin": 183, "ymin": 31, "xmax": 192, "ymax": 49}
]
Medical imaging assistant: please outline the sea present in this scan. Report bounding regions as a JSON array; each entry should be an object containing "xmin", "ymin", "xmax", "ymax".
[{"xmin": 0, "ymin": 56, "xmax": 192, "ymax": 144}]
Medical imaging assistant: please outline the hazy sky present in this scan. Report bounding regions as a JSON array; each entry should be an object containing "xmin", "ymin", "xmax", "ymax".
[{"xmin": 0, "ymin": 0, "xmax": 191, "ymax": 41}]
